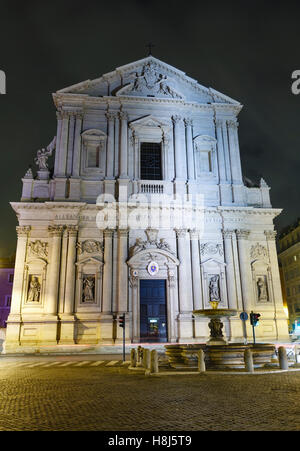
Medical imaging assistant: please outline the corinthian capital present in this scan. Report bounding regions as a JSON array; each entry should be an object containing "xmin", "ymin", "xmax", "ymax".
[
  {"xmin": 67, "ymin": 225, "xmax": 78, "ymax": 237},
  {"xmin": 119, "ymin": 111, "xmax": 128, "ymax": 121},
  {"xmin": 236, "ymin": 229, "xmax": 250, "ymax": 240},
  {"xmin": 172, "ymin": 115, "xmax": 182, "ymax": 125},
  {"xmin": 48, "ymin": 225, "xmax": 64, "ymax": 237},
  {"xmin": 264, "ymin": 230, "xmax": 277, "ymax": 241},
  {"xmin": 106, "ymin": 111, "xmax": 116, "ymax": 122},
  {"xmin": 175, "ymin": 228, "xmax": 187, "ymax": 239},
  {"xmin": 184, "ymin": 118, "xmax": 193, "ymax": 127},
  {"xmin": 215, "ymin": 118, "xmax": 224, "ymax": 128},
  {"xmin": 227, "ymin": 119, "xmax": 239, "ymax": 129},
  {"xmin": 222, "ymin": 229, "xmax": 235, "ymax": 239},
  {"xmin": 16, "ymin": 226, "xmax": 31, "ymax": 237}
]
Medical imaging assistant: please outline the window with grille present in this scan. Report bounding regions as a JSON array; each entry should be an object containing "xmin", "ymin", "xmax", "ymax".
[{"xmin": 140, "ymin": 142, "xmax": 162, "ymax": 180}]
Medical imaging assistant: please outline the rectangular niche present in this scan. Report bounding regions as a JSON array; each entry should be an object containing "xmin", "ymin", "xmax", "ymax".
[
  {"xmin": 81, "ymin": 275, "xmax": 96, "ymax": 304},
  {"xmin": 256, "ymin": 275, "xmax": 269, "ymax": 303},
  {"xmin": 26, "ymin": 274, "xmax": 43, "ymax": 304}
]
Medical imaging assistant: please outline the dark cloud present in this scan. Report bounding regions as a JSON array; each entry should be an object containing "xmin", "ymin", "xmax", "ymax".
[{"xmin": 0, "ymin": 0, "xmax": 299, "ymax": 255}]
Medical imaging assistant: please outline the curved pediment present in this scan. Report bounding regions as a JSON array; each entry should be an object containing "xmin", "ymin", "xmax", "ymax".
[{"xmin": 127, "ymin": 248, "xmax": 179, "ymax": 267}]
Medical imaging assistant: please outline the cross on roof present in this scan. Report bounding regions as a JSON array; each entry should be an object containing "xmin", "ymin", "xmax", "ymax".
[{"xmin": 146, "ymin": 42, "xmax": 155, "ymax": 56}]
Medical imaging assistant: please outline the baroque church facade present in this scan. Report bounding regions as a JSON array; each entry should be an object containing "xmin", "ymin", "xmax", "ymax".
[{"xmin": 5, "ymin": 56, "xmax": 288, "ymax": 352}]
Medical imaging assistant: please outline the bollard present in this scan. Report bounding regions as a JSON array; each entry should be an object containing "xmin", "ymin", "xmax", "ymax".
[
  {"xmin": 294, "ymin": 344, "xmax": 299, "ymax": 364},
  {"xmin": 143, "ymin": 349, "xmax": 151, "ymax": 370},
  {"xmin": 137, "ymin": 346, "xmax": 143, "ymax": 367},
  {"xmin": 151, "ymin": 350, "xmax": 159, "ymax": 373},
  {"xmin": 244, "ymin": 348, "xmax": 254, "ymax": 373},
  {"xmin": 278, "ymin": 346, "xmax": 289, "ymax": 370},
  {"xmin": 197, "ymin": 349, "xmax": 206, "ymax": 373},
  {"xmin": 130, "ymin": 348, "xmax": 137, "ymax": 368}
]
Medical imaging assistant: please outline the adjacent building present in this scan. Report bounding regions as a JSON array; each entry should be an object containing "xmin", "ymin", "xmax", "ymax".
[
  {"xmin": 5, "ymin": 55, "xmax": 289, "ymax": 353},
  {"xmin": 278, "ymin": 219, "xmax": 300, "ymax": 334},
  {"xmin": 0, "ymin": 256, "xmax": 15, "ymax": 328}
]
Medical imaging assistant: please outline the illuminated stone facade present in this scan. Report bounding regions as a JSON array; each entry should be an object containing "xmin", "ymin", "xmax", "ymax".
[{"xmin": 5, "ymin": 56, "xmax": 288, "ymax": 353}]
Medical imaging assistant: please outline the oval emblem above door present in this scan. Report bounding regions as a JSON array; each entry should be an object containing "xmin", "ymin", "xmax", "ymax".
[{"xmin": 148, "ymin": 261, "xmax": 159, "ymax": 276}]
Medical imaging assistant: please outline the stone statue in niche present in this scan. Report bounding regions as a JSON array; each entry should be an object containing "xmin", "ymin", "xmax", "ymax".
[
  {"xmin": 82, "ymin": 276, "xmax": 95, "ymax": 303},
  {"xmin": 209, "ymin": 275, "xmax": 220, "ymax": 302},
  {"xmin": 27, "ymin": 276, "xmax": 41, "ymax": 302},
  {"xmin": 257, "ymin": 276, "xmax": 268, "ymax": 302}
]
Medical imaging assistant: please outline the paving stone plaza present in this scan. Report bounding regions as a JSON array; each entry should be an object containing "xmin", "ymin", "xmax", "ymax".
[{"xmin": 0, "ymin": 354, "xmax": 299, "ymax": 431}]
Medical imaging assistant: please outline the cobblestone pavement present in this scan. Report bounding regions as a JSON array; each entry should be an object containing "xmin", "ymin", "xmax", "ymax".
[{"xmin": 0, "ymin": 357, "xmax": 299, "ymax": 431}]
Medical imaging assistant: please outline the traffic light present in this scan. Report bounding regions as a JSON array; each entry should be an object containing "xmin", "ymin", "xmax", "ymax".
[
  {"xmin": 250, "ymin": 311, "xmax": 261, "ymax": 327},
  {"xmin": 119, "ymin": 314, "xmax": 125, "ymax": 328}
]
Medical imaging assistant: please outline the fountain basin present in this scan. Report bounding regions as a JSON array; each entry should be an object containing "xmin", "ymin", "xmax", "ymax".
[
  {"xmin": 193, "ymin": 309, "xmax": 237, "ymax": 319},
  {"xmin": 165, "ymin": 343, "xmax": 276, "ymax": 369}
]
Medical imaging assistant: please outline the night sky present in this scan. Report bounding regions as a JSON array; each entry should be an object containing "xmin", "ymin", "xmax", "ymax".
[{"xmin": 0, "ymin": 0, "xmax": 299, "ymax": 256}]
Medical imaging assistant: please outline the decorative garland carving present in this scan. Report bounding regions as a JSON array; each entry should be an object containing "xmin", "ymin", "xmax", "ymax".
[
  {"xmin": 200, "ymin": 243, "xmax": 224, "ymax": 257},
  {"xmin": 250, "ymin": 243, "xmax": 268, "ymax": 260},
  {"xmin": 28, "ymin": 240, "xmax": 48, "ymax": 259}
]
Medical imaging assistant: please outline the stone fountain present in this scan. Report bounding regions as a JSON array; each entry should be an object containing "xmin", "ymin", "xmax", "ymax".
[{"xmin": 165, "ymin": 300, "xmax": 275, "ymax": 370}]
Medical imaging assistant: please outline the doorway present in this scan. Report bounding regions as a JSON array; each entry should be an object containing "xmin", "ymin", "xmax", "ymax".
[{"xmin": 140, "ymin": 279, "xmax": 167, "ymax": 343}]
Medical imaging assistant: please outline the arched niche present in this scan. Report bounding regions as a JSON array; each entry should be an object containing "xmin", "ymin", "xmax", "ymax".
[{"xmin": 127, "ymin": 248, "xmax": 179, "ymax": 343}]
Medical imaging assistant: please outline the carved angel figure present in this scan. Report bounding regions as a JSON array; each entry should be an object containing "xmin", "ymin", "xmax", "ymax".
[{"xmin": 34, "ymin": 136, "xmax": 56, "ymax": 170}]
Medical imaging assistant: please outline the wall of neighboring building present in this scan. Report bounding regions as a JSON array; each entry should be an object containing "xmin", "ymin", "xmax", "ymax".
[
  {"xmin": 0, "ymin": 263, "xmax": 14, "ymax": 328},
  {"xmin": 278, "ymin": 223, "xmax": 300, "ymax": 333}
]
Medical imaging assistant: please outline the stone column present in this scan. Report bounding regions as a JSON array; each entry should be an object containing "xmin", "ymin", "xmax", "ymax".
[
  {"xmin": 117, "ymin": 229, "xmax": 128, "ymax": 312},
  {"xmin": 185, "ymin": 118, "xmax": 195, "ymax": 181},
  {"xmin": 130, "ymin": 269, "xmax": 139, "ymax": 343},
  {"xmin": 189, "ymin": 229, "xmax": 202, "ymax": 310},
  {"xmin": 176, "ymin": 229, "xmax": 193, "ymax": 340},
  {"xmin": 59, "ymin": 226, "xmax": 77, "ymax": 344},
  {"xmin": 63, "ymin": 226, "xmax": 78, "ymax": 314},
  {"xmin": 102, "ymin": 229, "xmax": 114, "ymax": 313},
  {"xmin": 221, "ymin": 120, "xmax": 232, "ymax": 182},
  {"xmin": 45, "ymin": 226, "xmax": 63, "ymax": 315},
  {"xmin": 114, "ymin": 114, "xmax": 120, "ymax": 177},
  {"xmin": 172, "ymin": 115, "xmax": 186, "ymax": 181},
  {"xmin": 72, "ymin": 112, "xmax": 83, "ymax": 178},
  {"xmin": 9, "ymin": 226, "xmax": 31, "ymax": 316},
  {"xmin": 236, "ymin": 229, "xmax": 251, "ymax": 312},
  {"xmin": 116, "ymin": 229, "xmax": 129, "ymax": 343},
  {"xmin": 223, "ymin": 229, "xmax": 238, "ymax": 309},
  {"xmin": 54, "ymin": 111, "xmax": 63, "ymax": 176},
  {"xmin": 56, "ymin": 111, "xmax": 69, "ymax": 177},
  {"xmin": 265, "ymin": 230, "xmax": 289, "ymax": 340},
  {"xmin": 66, "ymin": 113, "xmax": 75, "ymax": 176},
  {"xmin": 215, "ymin": 119, "xmax": 227, "ymax": 183},
  {"xmin": 119, "ymin": 112, "xmax": 128, "ymax": 179},
  {"xmin": 106, "ymin": 112, "xmax": 115, "ymax": 179},
  {"xmin": 227, "ymin": 120, "xmax": 243, "ymax": 185},
  {"xmin": 5, "ymin": 226, "xmax": 30, "ymax": 350},
  {"xmin": 176, "ymin": 229, "xmax": 193, "ymax": 312},
  {"xmin": 58, "ymin": 227, "xmax": 68, "ymax": 313}
]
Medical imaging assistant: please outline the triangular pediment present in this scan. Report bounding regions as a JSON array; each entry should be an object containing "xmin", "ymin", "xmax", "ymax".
[
  {"xmin": 129, "ymin": 115, "xmax": 170, "ymax": 130},
  {"xmin": 55, "ymin": 56, "xmax": 241, "ymax": 106}
]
